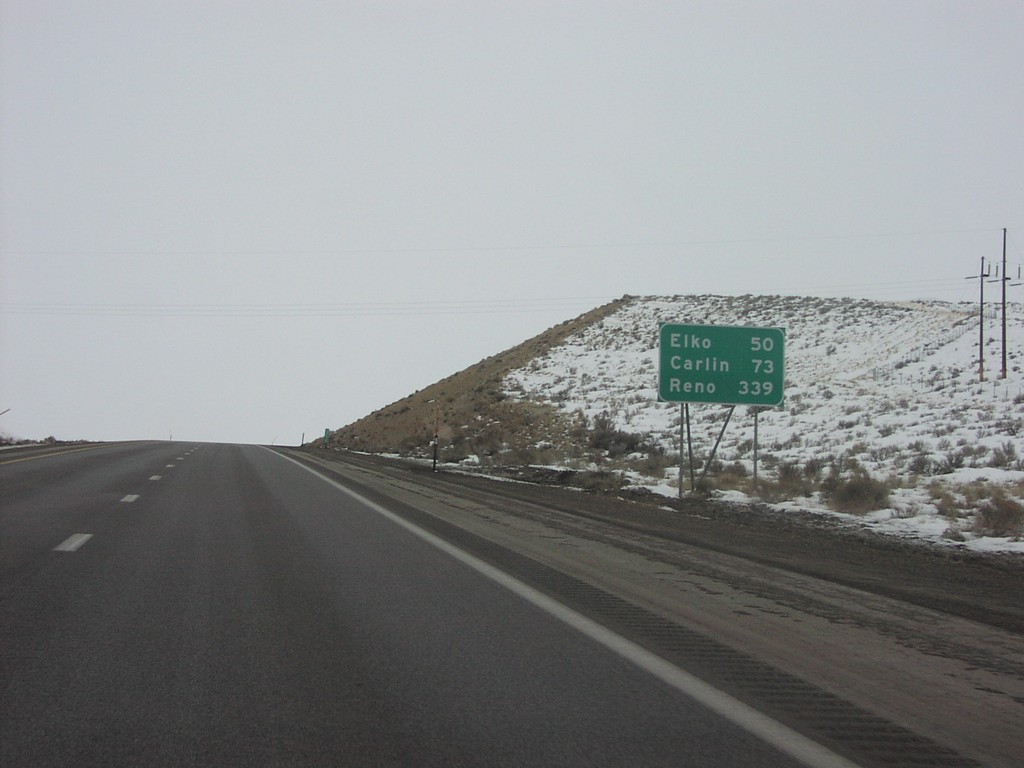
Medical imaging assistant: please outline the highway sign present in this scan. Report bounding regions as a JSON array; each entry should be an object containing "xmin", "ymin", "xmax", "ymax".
[{"xmin": 659, "ymin": 324, "xmax": 785, "ymax": 406}]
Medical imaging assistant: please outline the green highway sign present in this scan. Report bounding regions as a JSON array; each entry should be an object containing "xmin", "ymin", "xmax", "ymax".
[{"xmin": 659, "ymin": 324, "xmax": 785, "ymax": 406}]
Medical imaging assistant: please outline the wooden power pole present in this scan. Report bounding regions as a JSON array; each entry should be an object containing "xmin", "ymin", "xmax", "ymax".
[{"xmin": 1001, "ymin": 227, "xmax": 1008, "ymax": 379}]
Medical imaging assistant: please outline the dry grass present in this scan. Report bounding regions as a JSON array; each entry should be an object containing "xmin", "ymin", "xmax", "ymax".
[
  {"xmin": 972, "ymin": 490, "xmax": 1024, "ymax": 538},
  {"xmin": 927, "ymin": 483, "xmax": 962, "ymax": 519},
  {"xmin": 825, "ymin": 473, "xmax": 891, "ymax": 514},
  {"xmin": 321, "ymin": 297, "xmax": 630, "ymax": 462}
]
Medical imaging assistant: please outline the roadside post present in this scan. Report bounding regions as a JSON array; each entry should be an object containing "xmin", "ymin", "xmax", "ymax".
[
  {"xmin": 659, "ymin": 324, "xmax": 785, "ymax": 496},
  {"xmin": 428, "ymin": 399, "xmax": 440, "ymax": 472}
]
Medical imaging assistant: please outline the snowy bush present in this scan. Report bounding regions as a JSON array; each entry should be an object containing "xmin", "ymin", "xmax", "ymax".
[
  {"xmin": 824, "ymin": 472, "xmax": 891, "ymax": 514},
  {"xmin": 973, "ymin": 493, "xmax": 1024, "ymax": 537}
]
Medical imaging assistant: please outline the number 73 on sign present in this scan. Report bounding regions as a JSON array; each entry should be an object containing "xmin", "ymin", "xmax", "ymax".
[{"xmin": 658, "ymin": 324, "xmax": 785, "ymax": 406}]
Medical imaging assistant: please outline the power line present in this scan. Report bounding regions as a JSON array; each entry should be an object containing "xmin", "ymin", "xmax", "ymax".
[
  {"xmin": 731, "ymin": 277, "xmax": 980, "ymax": 300},
  {"xmin": 0, "ymin": 296, "xmax": 614, "ymax": 318},
  {"xmin": 1, "ymin": 226, "xmax": 1011, "ymax": 258}
]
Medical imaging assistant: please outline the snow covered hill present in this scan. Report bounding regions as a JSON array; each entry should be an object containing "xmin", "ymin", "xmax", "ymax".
[{"xmin": 503, "ymin": 295, "xmax": 1024, "ymax": 553}]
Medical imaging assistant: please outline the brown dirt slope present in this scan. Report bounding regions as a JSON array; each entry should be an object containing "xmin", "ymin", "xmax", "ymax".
[{"xmin": 321, "ymin": 296, "xmax": 631, "ymax": 460}]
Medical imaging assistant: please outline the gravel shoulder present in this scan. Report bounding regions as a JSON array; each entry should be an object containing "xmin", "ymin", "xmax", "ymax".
[{"xmin": 409, "ymin": 456, "xmax": 1024, "ymax": 631}]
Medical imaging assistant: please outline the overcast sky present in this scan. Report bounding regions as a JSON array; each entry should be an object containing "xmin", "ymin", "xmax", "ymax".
[{"xmin": 2, "ymin": 1, "xmax": 1023, "ymax": 445}]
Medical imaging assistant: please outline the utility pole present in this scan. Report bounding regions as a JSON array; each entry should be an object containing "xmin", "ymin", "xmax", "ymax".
[
  {"xmin": 986, "ymin": 228, "xmax": 1013, "ymax": 379},
  {"xmin": 978, "ymin": 256, "xmax": 988, "ymax": 383},
  {"xmin": 1001, "ymin": 227, "xmax": 1008, "ymax": 379},
  {"xmin": 967, "ymin": 257, "xmax": 990, "ymax": 382}
]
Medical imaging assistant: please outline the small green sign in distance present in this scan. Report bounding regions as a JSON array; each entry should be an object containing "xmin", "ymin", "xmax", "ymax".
[{"xmin": 659, "ymin": 324, "xmax": 785, "ymax": 406}]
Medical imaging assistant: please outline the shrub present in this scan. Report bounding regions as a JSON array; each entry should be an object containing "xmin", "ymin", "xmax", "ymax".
[
  {"xmin": 745, "ymin": 461, "xmax": 806, "ymax": 502},
  {"xmin": 629, "ymin": 451, "xmax": 677, "ymax": 478},
  {"xmin": 928, "ymin": 486, "xmax": 962, "ymax": 519},
  {"xmin": 989, "ymin": 440, "xmax": 1018, "ymax": 468},
  {"xmin": 974, "ymin": 493, "xmax": 1024, "ymax": 537},
  {"xmin": 588, "ymin": 410, "xmax": 650, "ymax": 458},
  {"xmin": 693, "ymin": 476, "xmax": 716, "ymax": 496},
  {"xmin": 752, "ymin": 478, "xmax": 788, "ymax": 503},
  {"xmin": 908, "ymin": 454, "xmax": 932, "ymax": 475},
  {"xmin": 575, "ymin": 470, "xmax": 628, "ymax": 492},
  {"xmin": 723, "ymin": 461, "xmax": 748, "ymax": 478},
  {"xmin": 995, "ymin": 417, "xmax": 1019, "ymax": 436},
  {"xmin": 826, "ymin": 472, "xmax": 891, "ymax": 514},
  {"xmin": 935, "ymin": 450, "xmax": 966, "ymax": 475},
  {"xmin": 703, "ymin": 462, "xmax": 750, "ymax": 493},
  {"xmin": 802, "ymin": 457, "xmax": 825, "ymax": 480},
  {"xmin": 775, "ymin": 460, "xmax": 812, "ymax": 497}
]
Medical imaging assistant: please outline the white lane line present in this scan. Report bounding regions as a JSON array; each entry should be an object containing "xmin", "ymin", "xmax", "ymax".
[
  {"xmin": 166, "ymin": 464, "xmax": 175, "ymax": 468},
  {"xmin": 121, "ymin": 494, "xmax": 140, "ymax": 503},
  {"xmin": 150, "ymin": 475, "xmax": 162, "ymax": 481},
  {"xmin": 54, "ymin": 533, "xmax": 93, "ymax": 552},
  {"xmin": 268, "ymin": 449, "xmax": 861, "ymax": 768}
]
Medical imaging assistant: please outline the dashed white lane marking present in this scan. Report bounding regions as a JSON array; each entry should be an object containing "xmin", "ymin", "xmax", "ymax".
[
  {"xmin": 166, "ymin": 464, "xmax": 175, "ymax": 468},
  {"xmin": 121, "ymin": 494, "xmax": 140, "ymax": 503},
  {"xmin": 150, "ymin": 475, "xmax": 162, "ymax": 481},
  {"xmin": 54, "ymin": 533, "xmax": 93, "ymax": 552}
]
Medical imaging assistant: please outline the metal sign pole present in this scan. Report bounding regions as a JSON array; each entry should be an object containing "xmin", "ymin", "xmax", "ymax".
[
  {"xmin": 685, "ymin": 403, "xmax": 696, "ymax": 493},
  {"xmin": 678, "ymin": 404, "xmax": 684, "ymax": 499},
  {"xmin": 753, "ymin": 409, "xmax": 760, "ymax": 498},
  {"xmin": 700, "ymin": 405, "xmax": 735, "ymax": 482}
]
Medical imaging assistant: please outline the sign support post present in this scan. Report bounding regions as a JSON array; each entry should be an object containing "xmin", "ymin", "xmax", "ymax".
[
  {"xmin": 679, "ymin": 405, "xmax": 685, "ymax": 499},
  {"xmin": 685, "ymin": 404, "xmax": 696, "ymax": 493},
  {"xmin": 700, "ymin": 405, "xmax": 735, "ymax": 483},
  {"xmin": 753, "ymin": 408, "xmax": 760, "ymax": 497}
]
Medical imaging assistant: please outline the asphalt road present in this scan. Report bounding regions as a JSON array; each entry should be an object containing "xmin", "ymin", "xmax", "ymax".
[{"xmin": 0, "ymin": 442, "xmax": 835, "ymax": 768}]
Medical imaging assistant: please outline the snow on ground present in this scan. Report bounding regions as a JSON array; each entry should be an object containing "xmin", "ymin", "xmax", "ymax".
[{"xmin": 503, "ymin": 295, "xmax": 1024, "ymax": 554}]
